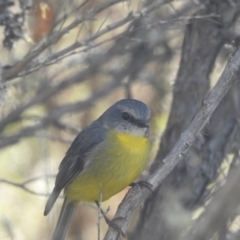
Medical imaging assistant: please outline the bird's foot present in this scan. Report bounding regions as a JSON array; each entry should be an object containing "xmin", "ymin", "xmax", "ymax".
[
  {"xmin": 103, "ymin": 215, "xmax": 126, "ymax": 237},
  {"xmin": 130, "ymin": 181, "xmax": 154, "ymax": 195},
  {"xmin": 95, "ymin": 201, "xmax": 126, "ymax": 237}
]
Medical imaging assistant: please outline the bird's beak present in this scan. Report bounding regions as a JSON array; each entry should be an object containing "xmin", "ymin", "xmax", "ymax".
[{"xmin": 136, "ymin": 120, "xmax": 150, "ymax": 128}]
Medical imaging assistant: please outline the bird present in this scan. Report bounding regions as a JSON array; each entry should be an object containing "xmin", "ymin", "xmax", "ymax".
[{"xmin": 44, "ymin": 99, "xmax": 151, "ymax": 240}]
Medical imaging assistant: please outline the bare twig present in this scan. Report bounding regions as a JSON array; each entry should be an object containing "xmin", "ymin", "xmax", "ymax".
[
  {"xmin": 52, "ymin": 0, "xmax": 90, "ymax": 31},
  {"xmin": 3, "ymin": 0, "xmax": 174, "ymax": 81},
  {"xmin": 0, "ymin": 64, "xmax": 98, "ymax": 132},
  {"xmin": 0, "ymin": 175, "xmax": 56, "ymax": 197},
  {"xmin": 2, "ymin": 0, "xmax": 123, "ymax": 80},
  {"xmin": 52, "ymin": 121, "xmax": 81, "ymax": 135},
  {"xmin": 0, "ymin": 79, "xmax": 120, "ymax": 148},
  {"xmin": 20, "ymin": 0, "xmax": 198, "ymax": 80},
  {"xmin": 97, "ymin": 184, "xmax": 103, "ymax": 240},
  {"xmin": 36, "ymin": 134, "xmax": 73, "ymax": 144}
]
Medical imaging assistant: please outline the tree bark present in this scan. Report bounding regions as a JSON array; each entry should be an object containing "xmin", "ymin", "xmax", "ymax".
[{"xmin": 130, "ymin": 1, "xmax": 240, "ymax": 240}]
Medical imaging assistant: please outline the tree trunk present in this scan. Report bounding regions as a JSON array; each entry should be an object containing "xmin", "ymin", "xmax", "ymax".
[{"xmin": 130, "ymin": 1, "xmax": 240, "ymax": 240}]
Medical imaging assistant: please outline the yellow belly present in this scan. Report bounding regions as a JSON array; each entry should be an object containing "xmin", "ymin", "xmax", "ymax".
[{"xmin": 65, "ymin": 130, "xmax": 150, "ymax": 202}]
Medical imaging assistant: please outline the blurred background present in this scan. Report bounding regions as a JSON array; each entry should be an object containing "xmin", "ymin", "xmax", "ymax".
[{"xmin": 0, "ymin": 0, "xmax": 240, "ymax": 240}]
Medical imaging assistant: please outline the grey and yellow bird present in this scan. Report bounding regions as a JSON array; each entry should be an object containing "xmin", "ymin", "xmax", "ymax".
[{"xmin": 44, "ymin": 99, "xmax": 151, "ymax": 240}]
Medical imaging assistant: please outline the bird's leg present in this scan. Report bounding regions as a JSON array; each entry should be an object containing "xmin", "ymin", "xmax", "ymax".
[
  {"xmin": 130, "ymin": 180, "xmax": 154, "ymax": 195},
  {"xmin": 95, "ymin": 201, "xmax": 126, "ymax": 237}
]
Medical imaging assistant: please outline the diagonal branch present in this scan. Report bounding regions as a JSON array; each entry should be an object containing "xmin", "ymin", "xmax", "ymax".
[{"xmin": 103, "ymin": 45, "xmax": 240, "ymax": 240}]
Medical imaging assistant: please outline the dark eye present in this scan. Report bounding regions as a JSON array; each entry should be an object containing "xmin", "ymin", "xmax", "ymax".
[{"xmin": 122, "ymin": 112, "xmax": 130, "ymax": 121}]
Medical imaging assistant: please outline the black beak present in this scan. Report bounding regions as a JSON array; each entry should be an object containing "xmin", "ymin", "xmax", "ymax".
[{"xmin": 136, "ymin": 120, "xmax": 149, "ymax": 128}]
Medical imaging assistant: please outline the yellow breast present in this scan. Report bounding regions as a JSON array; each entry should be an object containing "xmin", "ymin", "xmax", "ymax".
[
  {"xmin": 65, "ymin": 130, "xmax": 150, "ymax": 202},
  {"xmin": 116, "ymin": 131, "xmax": 149, "ymax": 154}
]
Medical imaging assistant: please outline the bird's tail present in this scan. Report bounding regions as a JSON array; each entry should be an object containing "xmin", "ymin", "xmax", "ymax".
[{"xmin": 52, "ymin": 197, "xmax": 77, "ymax": 240}]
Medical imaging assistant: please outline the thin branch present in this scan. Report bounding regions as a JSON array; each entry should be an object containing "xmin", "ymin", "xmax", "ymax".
[
  {"xmin": 20, "ymin": 0, "xmax": 197, "ymax": 79},
  {"xmin": 2, "ymin": 0, "xmax": 123, "ymax": 80},
  {"xmin": 17, "ymin": 35, "xmax": 121, "ymax": 77},
  {"xmin": 97, "ymin": 184, "xmax": 103, "ymax": 240},
  {"xmin": 29, "ymin": 7, "xmax": 199, "ymax": 73},
  {"xmin": 135, "ymin": 13, "xmax": 220, "ymax": 31},
  {"xmin": 0, "ymin": 79, "xmax": 120, "ymax": 148},
  {"xmin": 103, "ymin": 46, "xmax": 240, "ymax": 240},
  {"xmin": 52, "ymin": 0, "xmax": 90, "ymax": 31},
  {"xmin": 0, "ymin": 175, "xmax": 56, "ymax": 197},
  {"xmin": 0, "ymin": 33, "xmax": 151, "ymax": 147},
  {"xmin": 33, "ymin": 0, "xmax": 173, "ymax": 68},
  {"xmin": 52, "ymin": 120, "xmax": 81, "ymax": 135},
  {"xmin": 20, "ymin": 116, "xmax": 81, "ymax": 134},
  {"xmin": 4, "ymin": 0, "xmax": 174, "ymax": 80},
  {"xmin": 0, "ymin": 65, "xmax": 97, "ymax": 132},
  {"xmin": 36, "ymin": 134, "xmax": 73, "ymax": 144}
]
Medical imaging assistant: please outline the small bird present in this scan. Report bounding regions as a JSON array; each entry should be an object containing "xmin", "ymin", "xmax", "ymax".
[{"xmin": 44, "ymin": 99, "xmax": 151, "ymax": 240}]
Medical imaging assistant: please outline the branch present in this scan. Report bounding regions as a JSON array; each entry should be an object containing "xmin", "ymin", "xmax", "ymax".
[
  {"xmin": 0, "ymin": 61, "xmax": 101, "ymax": 132},
  {"xmin": 36, "ymin": 134, "xmax": 73, "ymax": 144},
  {"xmin": 103, "ymin": 46, "xmax": 240, "ymax": 240},
  {"xmin": 3, "ymin": 0, "xmax": 175, "ymax": 81},
  {"xmin": 0, "ymin": 79, "xmax": 120, "ymax": 148},
  {"xmin": 0, "ymin": 175, "xmax": 56, "ymax": 197},
  {"xmin": 28, "ymin": 0, "xmax": 173, "ymax": 72},
  {"xmin": 1, "ymin": 0, "xmax": 123, "ymax": 80},
  {"xmin": 0, "ymin": 75, "xmax": 105, "ymax": 147}
]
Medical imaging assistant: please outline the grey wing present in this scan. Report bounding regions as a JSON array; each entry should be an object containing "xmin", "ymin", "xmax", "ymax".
[
  {"xmin": 44, "ymin": 120, "xmax": 106, "ymax": 216},
  {"xmin": 55, "ymin": 120, "xmax": 106, "ymax": 190}
]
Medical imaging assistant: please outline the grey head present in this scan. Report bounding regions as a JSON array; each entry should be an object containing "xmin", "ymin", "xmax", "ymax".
[{"xmin": 99, "ymin": 99, "xmax": 151, "ymax": 137}]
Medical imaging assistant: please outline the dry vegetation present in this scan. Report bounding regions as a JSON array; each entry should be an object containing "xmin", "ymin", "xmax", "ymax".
[{"xmin": 0, "ymin": 0, "xmax": 240, "ymax": 240}]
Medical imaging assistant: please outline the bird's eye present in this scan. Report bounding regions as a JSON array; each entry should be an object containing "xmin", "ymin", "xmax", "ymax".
[{"xmin": 122, "ymin": 112, "xmax": 130, "ymax": 121}]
